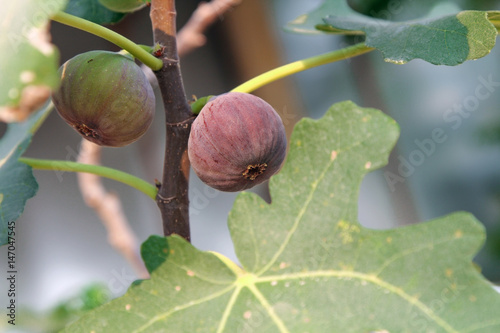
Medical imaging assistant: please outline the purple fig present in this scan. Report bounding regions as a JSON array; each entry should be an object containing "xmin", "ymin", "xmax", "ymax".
[
  {"xmin": 51, "ymin": 50, "xmax": 155, "ymax": 147},
  {"xmin": 188, "ymin": 92, "xmax": 287, "ymax": 192}
]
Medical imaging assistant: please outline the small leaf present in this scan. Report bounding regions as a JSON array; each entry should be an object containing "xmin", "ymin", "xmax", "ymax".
[
  {"xmin": 286, "ymin": 0, "xmax": 498, "ymax": 65},
  {"xmin": 65, "ymin": 0, "xmax": 126, "ymax": 24},
  {"xmin": 64, "ymin": 101, "xmax": 500, "ymax": 332},
  {"xmin": 0, "ymin": 104, "xmax": 52, "ymax": 246},
  {"xmin": 0, "ymin": 0, "xmax": 66, "ymax": 122}
]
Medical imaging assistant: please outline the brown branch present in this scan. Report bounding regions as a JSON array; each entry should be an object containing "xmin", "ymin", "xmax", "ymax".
[
  {"xmin": 77, "ymin": 139, "xmax": 149, "ymax": 279},
  {"xmin": 177, "ymin": 0, "xmax": 242, "ymax": 56},
  {"xmin": 150, "ymin": 0, "xmax": 194, "ymax": 241}
]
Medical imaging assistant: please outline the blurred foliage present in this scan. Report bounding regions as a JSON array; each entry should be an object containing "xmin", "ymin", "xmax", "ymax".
[{"xmin": 4, "ymin": 284, "xmax": 110, "ymax": 333}]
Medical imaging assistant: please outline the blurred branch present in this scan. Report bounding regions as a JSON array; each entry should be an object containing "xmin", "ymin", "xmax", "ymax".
[
  {"xmin": 143, "ymin": 0, "xmax": 242, "ymax": 86},
  {"xmin": 177, "ymin": 0, "xmax": 242, "ymax": 56},
  {"xmin": 77, "ymin": 139, "xmax": 149, "ymax": 279}
]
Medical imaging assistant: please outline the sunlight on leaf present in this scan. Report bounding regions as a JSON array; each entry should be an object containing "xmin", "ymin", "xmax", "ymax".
[{"xmin": 0, "ymin": 0, "xmax": 66, "ymax": 122}]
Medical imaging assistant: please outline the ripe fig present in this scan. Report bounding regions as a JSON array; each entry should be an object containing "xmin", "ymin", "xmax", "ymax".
[
  {"xmin": 188, "ymin": 92, "xmax": 287, "ymax": 192},
  {"xmin": 52, "ymin": 50, "xmax": 155, "ymax": 147},
  {"xmin": 98, "ymin": 0, "xmax": 147, "ymax": 13}
]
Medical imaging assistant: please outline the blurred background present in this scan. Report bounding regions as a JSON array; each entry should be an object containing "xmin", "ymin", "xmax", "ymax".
[{"xmin": 1, "ymin": 0, "xmax": 500, "ymax": 331}]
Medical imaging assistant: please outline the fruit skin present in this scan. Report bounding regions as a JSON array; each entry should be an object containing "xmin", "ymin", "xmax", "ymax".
[
  {"xmin": 98, "ymin": 0, "xmax": 147, "ymax": 13},
  {"xmin": 188, "ymin": 92, "xmax": 287, "ymax": 192},
  {"xmin": 52, "ymin": 51, "xmax": 155, "ymax": 147}
]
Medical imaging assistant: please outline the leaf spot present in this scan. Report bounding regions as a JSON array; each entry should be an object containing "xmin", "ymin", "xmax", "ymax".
[
  {"xmin": 279, "ymin": 262, "xmax": 288, "ymax": 269},
  {"xmin": 270, "ymin": 280, "xmax": 278, "ymax": 286},
  {"xmin": 365, "ymin": 161, "xmax": 372, "ymax": 169},
  {"xmin": 0, "ymin": 193, "xmax": 3, "ymax": 205},
  {"xmin": 125, "ymin": 304, "xmax": 131, "ymax": 311},
  {"xmin": 285, "ymin": 282, "xmax": 290, "ymax": 288},
  {"xmin": 445, "ymin": 269, "xmax": 453, "ymax": 278},
  {"xmin": 299, "ymin": 281, "xmax": 305, "ymax": 286},
  {"xmin": 330, "ymin": 150, "xmax": 338, "ymax": 161},
  {"xmin": 469, "ymin": 295, "xmax": 477, "ymax": 302},
  {"xmin": 187, "ymin": 270, "xmax": 195, "ymax": 277},
  {"xmin": 384, "ymin": 58, "xmax": 407, "ymax": 65},
  {"xmin": 20, "ymin": 71, "xmax": 36, "ymax": 83},
  {"xmin": 336, "ymin": 220, "xmax": 360, "ymax": 244},
  {"xmin": 243, "ymin": 310, "xmax": 252, "ymax": 319},
  {"xmin": 454, "ymin": 230, "xmax": 463, "ymax": 238},
  {"xmin": 175, "ymin": 286, "xmax": 181, "ymax": 291},
  {"xmin": 386, "ymin": 237, "xmax": 392, "ymax": 243}
]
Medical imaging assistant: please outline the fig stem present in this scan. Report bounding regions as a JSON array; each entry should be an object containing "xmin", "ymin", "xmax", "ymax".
[
  {"xmin": 51, "ymin": 11, "xmax": 163, "ymax": 71},
  {"xmin": 231, "ymin": 42, "xmax": 374, "ymax": 94},
  {"xmin": 19, "ymin": 157, "xmax": 157, "ymax": 200}
]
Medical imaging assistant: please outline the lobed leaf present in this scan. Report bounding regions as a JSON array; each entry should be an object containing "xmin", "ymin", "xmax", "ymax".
[
  {"xmin": 65, "ymin": 101, "xmax": 500, "ymax": 332},
  {"xmin": 286, "ymin": 0, "xmax": 498, "ymax": 65},
  {"xmin": 0, "ymin": 0, "xmax": 66, "ymax": 122}
]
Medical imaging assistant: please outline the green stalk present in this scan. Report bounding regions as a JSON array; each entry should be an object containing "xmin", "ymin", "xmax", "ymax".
[
  {"xmin": 51, "ymin": 11, "xmax": 163, "ymax": 71},
  {"xmin": 231, "ymin": 43, "xmax": 375, "ymax": 94},
  {"xmin": 20, "ymin": 157, "xmax": 157, "ymax": 200}
]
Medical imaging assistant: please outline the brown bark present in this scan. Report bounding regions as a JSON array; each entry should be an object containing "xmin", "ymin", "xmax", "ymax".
[{"xmin": 150, "ymin": 0, "xmax": 194, "ymax": 241}]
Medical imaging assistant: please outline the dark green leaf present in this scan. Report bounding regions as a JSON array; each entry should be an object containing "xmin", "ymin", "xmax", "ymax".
[
  {"xmin": 0, "ymin": 104, "xmax": 52, "ymax": 246},
  {"xmin": 286, "ymin": 0, "xmax": 498, "ymax": 65},
  {"xmin": 65, "ymin": 0, "xmax": 126, "ymax": 25},
  {"xmin": 0, "ymin": 0, "xmax": 65, "ymax": 121},
  {"xmin": 64, "ymin": 101, "xmax": 500, "ymax": 332}
]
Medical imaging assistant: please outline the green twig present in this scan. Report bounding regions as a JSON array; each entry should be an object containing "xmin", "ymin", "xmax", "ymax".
[
  {"xmin": 51, "ymin": 11, "xmax": 163, "ymax": 71},
  {"xmin": 231, "ymin": 43, "xmax": 375, "ymax": 94},
  {"xmin": 19, "ymin": 157, "xmax": 157, "ymax": 200}
]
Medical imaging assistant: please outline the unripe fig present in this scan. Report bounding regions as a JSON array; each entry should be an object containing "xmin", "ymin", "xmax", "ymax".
[
  {"xmin": 188, "ymin": 92, "xmax": 287, "ymax": 192},
  {"xmin": 52, "ymin": 50, "xmax": 155, "ymax": 147},
  {"xmin": 98, "ymin": 0, "xmax": 147, "ymax": 13}
]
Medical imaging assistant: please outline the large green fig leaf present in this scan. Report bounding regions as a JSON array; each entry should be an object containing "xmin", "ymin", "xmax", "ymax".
[
  {"xmin": 286, "ymin": 0, "xmax": 498, "ymax": 65},
  {"xmin": 0, "ymin": 0, "xmax": 66, "ymax": 122},
  {"xmin": 0, "ymin": 104, "xmax": 52, "ymax": 246},
  {"xmin": 64, "ymin": 101, "xmax": 500, "ymax": 332},
  {"xmin": 64, "ymin": 0, "xmax": 126, "ymax": 24}
]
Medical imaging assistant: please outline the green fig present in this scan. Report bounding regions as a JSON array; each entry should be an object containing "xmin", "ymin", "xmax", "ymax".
[
  {"xmin": 52, "ymin": 50, "xmax": 155, "ymax": 147},
  {"xmin": 98, "ymin": 0, "xmax": 148, "ymax": 13},
  {"xmin": 188, "ymin": 92, "xmax": 287, "ymax": 192}
]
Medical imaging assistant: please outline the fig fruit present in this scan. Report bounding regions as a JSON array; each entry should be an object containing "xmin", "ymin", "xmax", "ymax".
[
  {"xmin": 52, "ymin": 50, "xmax": 155, "ymax": 147},
  {"xmin": 188, "ymin": 92, "xmax": 287, "ymax": 192},
  {"xmin": 98, "ymin": 0, "xmax": 147, "ymax": 13}
]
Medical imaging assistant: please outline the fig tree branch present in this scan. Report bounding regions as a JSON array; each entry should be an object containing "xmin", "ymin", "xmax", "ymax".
[
  {"xmin": 77, "ymin": 140, "xmax": 149, "ymax": 279},
  {"xmin": 150, "ymin": 0, "xmax": 194, "ymax": 241},
  {"xmin": 177, "ymin": 0, "xmax": 242, "ymax": 56}
]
